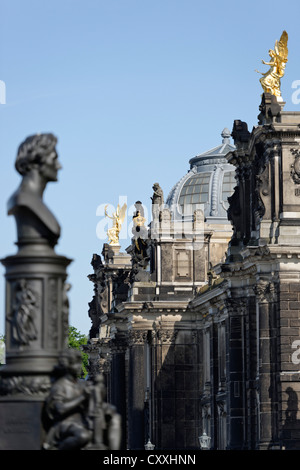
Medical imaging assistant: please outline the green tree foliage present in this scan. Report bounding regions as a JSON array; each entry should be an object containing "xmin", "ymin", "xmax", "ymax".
[{"xmin": 68, "ymin": 326, "xmax": 89, "ymax": 378}]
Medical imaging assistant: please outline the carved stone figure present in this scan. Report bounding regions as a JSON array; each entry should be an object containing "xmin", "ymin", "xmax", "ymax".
[
  {"xmin": 290, "ymin": 148, "xmax": 300, "ymax": 184},
  {"xmin": 7, "ymin": 133, "xmax": 61, "ymax": 251},
  {"xmin": 8, "ymin": 279, "xmax": 38, "ymax": 346},
  {"xmin": 151, "ymin": 183, "xmax": 164, "ymax": 220},
  {"xmin": 227, "ymin": 186, "xmax": 241, "ymax": 242},
  {"xmin": 43, "ymin": 349, "xmax": 121, "ymax": 450},
  {"xmin": 231, "ymin": 120, "xmax": 250, "ymax": 148},
  {"xmin": 127, "ymin": 202, "xmax": 151, "ymax": 282},
  {"xmin": 254, "ymin": 279, "xmax": 277, "ymax": 303},
  {"xmin": 132, "ymin": 201, "xmax": 148, "ymax": 250}
]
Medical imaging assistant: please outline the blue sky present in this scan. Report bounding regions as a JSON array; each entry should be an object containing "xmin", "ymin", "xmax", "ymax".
[{"xmin": 1, "ymin": 0, "xmax": 300, "ymax": 336}]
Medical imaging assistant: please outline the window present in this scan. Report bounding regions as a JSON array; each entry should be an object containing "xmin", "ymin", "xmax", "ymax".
[{"xmin": 178, "ymin": 173, "xmax": 211, "ymax": 212}]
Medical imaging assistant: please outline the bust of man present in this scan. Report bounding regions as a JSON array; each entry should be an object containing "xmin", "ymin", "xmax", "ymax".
[{"xmin": 8, "ymin": 133, "xmax": 61, "ymax": 251}]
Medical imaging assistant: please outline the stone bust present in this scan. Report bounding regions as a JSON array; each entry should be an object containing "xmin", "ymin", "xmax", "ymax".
[{"xmin": 8, "ymin": 133, "xmax": 61, "ymax": 251}]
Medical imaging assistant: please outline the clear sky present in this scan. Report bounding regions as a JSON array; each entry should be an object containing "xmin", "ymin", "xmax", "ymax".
[{"xmin": 0, "ymin": 0, "xmax": 300, "ymax": 337}]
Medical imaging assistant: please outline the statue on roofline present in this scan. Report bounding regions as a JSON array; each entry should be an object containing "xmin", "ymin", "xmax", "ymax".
[
  {"xmin": 132, "ymin": 201, "xmax": 149, "ymax": 261},
  {"xmin": 151, "ymin": 183, "xmax": 164, "ymax": 221},
  {"xmin": 104, "ymin": 203, "xmax": 127, "ymax": 245},
  {"xmin": 256, "ymin": 30, "xmax": 288, "ymax": 101}
]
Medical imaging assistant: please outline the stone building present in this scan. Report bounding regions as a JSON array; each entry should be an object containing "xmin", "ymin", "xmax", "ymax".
[{"xmin": 85, "ymin": 94, "xmax": 300, "ymax": 450}]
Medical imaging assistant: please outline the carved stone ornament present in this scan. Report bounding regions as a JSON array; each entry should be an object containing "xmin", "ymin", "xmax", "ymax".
[
  {"xmin": 257, "ymin": 164, "xmax": 269, "ymax": 197},
  {"xmin": 253, "ymin": 245, "xmax": 271, "ymax": 257},
  {"xmin": 48, "ymin": 278, "xmax": 58, "ymax": 349},
  {"xmin": 99, "ymin": 356, "xmax": 112, "ymax": 375},
  {"xmin": 257, "ymin": 93, "xmax": 281, "ymax": 125},
  {"xmin": 62, "ymin": 282, "xmax": 71, "ymax": 344},
  {"xmin": 290, "ymin": 148, "xmax": 300, "ymax": 184},
  {"xmin": 217, "ymin": 400, "xmax": 227, "ymax": 417},
  {"xmin": 88, "ymin": 356, "xmax": 103, "ymax": 379},
  {"xmin": 156, "ymin": 329, "xmax": 178, "ymax": 345},
  {"xmin": 227, "ymin": 185, "xmax": 241, "ymax": 240},
  {"xmin": 0, "ymin": 374, "xmax": 51, "ymax": 397},
  {"xmin": 201, "ymin": 403, "xmax": 211, "ymax": 419},
  {"xmin": 7, "ymin": 279, "xmax": 38, "ymax": 346},
  {"xmin": 231, "ymin": 120, "xmax": 251, "ymax": 147},
  {"xmin": 129, "ymin": 330, "xmax": 148, "ymax": 346},
  {"xmin": 225, "ymin": 298, "xmax": 246, "ymax": 316},
  {"xmin": 254, "ymin": 279, "xmax": 277, "ymax": 303}
]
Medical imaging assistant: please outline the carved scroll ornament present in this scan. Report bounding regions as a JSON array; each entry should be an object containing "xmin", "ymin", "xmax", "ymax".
[{"xmin": 291, "ymin": 148, "xmax": 300, "ymax": 184}]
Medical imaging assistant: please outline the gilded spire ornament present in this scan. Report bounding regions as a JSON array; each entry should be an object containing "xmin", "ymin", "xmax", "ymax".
[{"xmin": 256, "ymin": 30, "xmax": 288, "ymax": 101}]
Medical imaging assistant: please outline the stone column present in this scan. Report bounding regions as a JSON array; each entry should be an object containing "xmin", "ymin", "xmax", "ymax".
[
  {"xmin": 0, "ymin": 254, "xmax": 71, "ymax": 449},
  {"xmin": 110, "ymin": 333, "xmax": 128, "ymax": 450},
  {"xmin": 127, "ymin": 329, "xmax": 147, "ymax": 449},
  {"xmin": 254, "ymin": 278, "xmax": 279, "ymax": 449},
  {"xmin": 97, "ymin": 339, "xmax": 112, "ymax": 402},
  {"xmin": 226, "ymin": 298, "xmax": 246, "ymax": 450}
]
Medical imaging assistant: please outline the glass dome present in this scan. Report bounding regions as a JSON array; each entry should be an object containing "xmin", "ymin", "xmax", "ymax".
[{"xmin": 166, "ymin": 129, "xmax": 236, "ymax": 222}]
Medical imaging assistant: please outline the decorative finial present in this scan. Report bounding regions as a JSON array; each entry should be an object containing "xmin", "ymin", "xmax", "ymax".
[
  {"xmin": 256, "ymin": 30, "xmax": 288, "ymax": 101},
  {"xmin": 221, "ymin": 128, "xmax": 231, "ymax": 144}
]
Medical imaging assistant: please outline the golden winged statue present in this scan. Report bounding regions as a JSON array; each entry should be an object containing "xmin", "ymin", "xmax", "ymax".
[
  {"xmin": 257, "ymin": 30, "xmax": 288, "ymax": 100},
  {"xmin": 104, "ymin": 203, "xmax": 127, "ymax": 245}
]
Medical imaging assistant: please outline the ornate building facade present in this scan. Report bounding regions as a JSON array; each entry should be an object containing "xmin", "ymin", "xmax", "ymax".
[{"xmin": 85, "ymin": 94, "xmax": 300, "ymax": 450}]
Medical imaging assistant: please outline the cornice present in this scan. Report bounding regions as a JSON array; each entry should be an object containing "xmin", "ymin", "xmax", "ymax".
[
  {"xmin": 189, "ymin": 279, "xmax": 229, "ymax": 310},
  {"xmin": 228, "ymin": 123, "xmax": 300, "ymax": 169},
  {"xmin": 116, "ymin": 300, "xmax": 189, "ymax": 314}
]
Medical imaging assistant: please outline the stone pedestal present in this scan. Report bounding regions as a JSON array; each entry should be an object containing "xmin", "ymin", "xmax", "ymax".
[
  {"xmin": 0, "ymin": 402, "xmax": 45, "ymax": 450},
  {"xmin": 2, "ymin": 252, "xmax": 71, "ymax": 373},
  {"xmin": 0, "ymin": 251, "xmax": 71, "ymax": 449}
]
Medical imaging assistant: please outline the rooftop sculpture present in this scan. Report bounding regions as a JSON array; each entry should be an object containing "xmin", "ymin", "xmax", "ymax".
[
  {"xmin": 104, "ymin": 203, "xmax": 127, "ymax": 245},
  {"xmin": 257, "ymin": 30, "xmax": 288, "ymax": 101}
]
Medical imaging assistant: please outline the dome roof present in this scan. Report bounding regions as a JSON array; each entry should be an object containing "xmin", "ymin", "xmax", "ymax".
[{"xmin": 166, "ymin": 129, "xmax": 236, "ymax": 222}]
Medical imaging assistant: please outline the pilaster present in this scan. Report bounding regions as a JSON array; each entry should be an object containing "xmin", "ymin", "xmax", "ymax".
[{"xmin": 127, "ymin": 329, "xmax": 148, "ymax": 449}]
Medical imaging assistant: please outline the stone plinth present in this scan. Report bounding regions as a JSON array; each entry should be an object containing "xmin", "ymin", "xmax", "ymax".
[{"xmin": 0, "ymin": 251, "xmax": 71, "ymax": 449}]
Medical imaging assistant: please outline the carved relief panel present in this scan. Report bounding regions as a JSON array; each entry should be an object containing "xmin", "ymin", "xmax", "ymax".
[
  {"xmin": 282, "ymin": 145, "xmax": 300, "ymax": 208},
  {"xmin": 6, "ymin": 278, "xmax": 40, "ymax": 350}
]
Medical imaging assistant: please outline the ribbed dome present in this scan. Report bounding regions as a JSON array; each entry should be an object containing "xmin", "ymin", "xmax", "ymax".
[{"xmin": 166, "ymin": 129, "xmax": 236, "ymax": 222}]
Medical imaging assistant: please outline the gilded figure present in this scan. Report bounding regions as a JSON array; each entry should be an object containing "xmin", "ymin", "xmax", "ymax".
[
  {"xmin": 257, "ymin": 30, "xmax": 288, "ymax": 100},
  {"xmin": 104, "ymin": 203, "xmax": 127, "ymax": 245}
]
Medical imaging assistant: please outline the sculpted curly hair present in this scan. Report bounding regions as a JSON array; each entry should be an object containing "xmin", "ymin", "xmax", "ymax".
[{"xmin": 15, "ymin": 133, "xmax": 58, "ymax": 176}]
